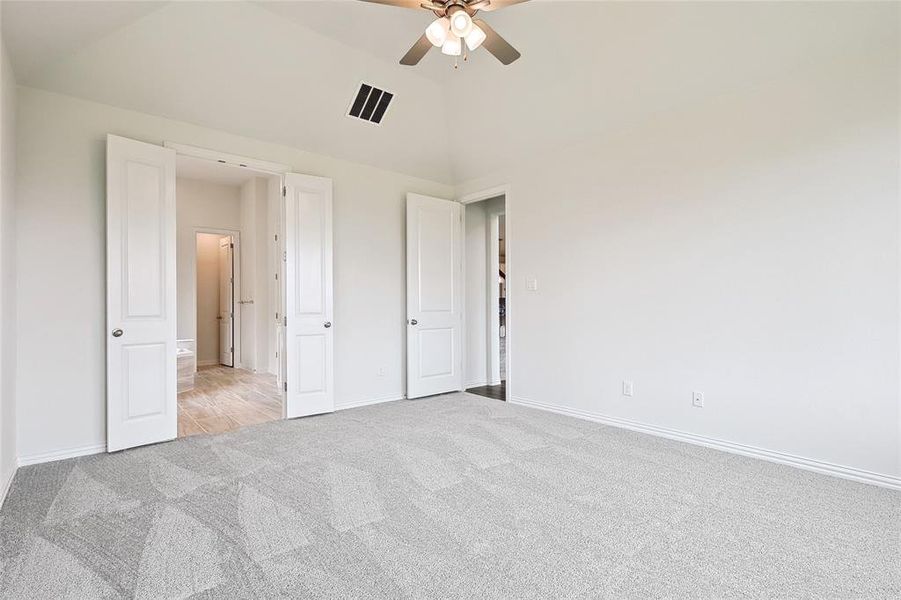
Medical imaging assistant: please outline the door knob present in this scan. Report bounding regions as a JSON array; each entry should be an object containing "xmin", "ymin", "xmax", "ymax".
[
  {"xmin": 324, "ymin": 322, "xmax": 332, "ymax": 328},
  {"xmin": 111, "ymin": 329, "xmax": 123, "ymax": 338},
  {"xmin": 409, "ymin": 319, "xmax": 418, "ymax": 325}
]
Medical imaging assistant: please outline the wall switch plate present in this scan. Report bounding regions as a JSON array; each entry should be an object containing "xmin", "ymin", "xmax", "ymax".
[
  {"xmin": 622, "ymin": 380, "xmax": 634, "ymax": 397},
  {"xmin": 526, "ymin": 277, "xmax": 538, "ymax": 291},
  {"xmin": 377, "ymin": 367, "xmax": 386, "ymax": 377},
  {"xmin": 692, "ymin": 391, "xmax": 704, "ymax": 408}
]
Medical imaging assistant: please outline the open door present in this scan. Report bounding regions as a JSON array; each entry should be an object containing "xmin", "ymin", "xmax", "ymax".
[
  {"xmin": 406, "ymin": 193, "xmax": 463, "ymax": 399},
  {"xmin": 106, "ymin": 135, "xmax": 177, "ymax": 452},
  {"xmin": 218, "ymin": 236, "xmax": 234, "ymax": 367},
  {"xmin": 283, "ymin": 173, "xmax": 334, "ymax": 418}
]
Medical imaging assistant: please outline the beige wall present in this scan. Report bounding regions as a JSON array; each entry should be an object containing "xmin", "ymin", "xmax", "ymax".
[
  {"xmin": 195, "ymin": 233, "xmax": 225, "ymax": 366},
  {"xmin": 175, "ymin": 177, "xmax": 241, "ymax": 346}
]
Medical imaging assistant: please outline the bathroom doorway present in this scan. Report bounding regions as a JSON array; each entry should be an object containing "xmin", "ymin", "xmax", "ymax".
[{"xmin": 194, "ymin": 232, "xmax": 236, "ymax": 369}]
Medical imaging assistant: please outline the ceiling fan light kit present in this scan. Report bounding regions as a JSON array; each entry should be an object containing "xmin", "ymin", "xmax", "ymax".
[
  {"xmin": 441, "ymin": 35, "xmax": 462, "ymax": 56},
  {"xmin": 363, "ymin": 0, "xmax": 526, "ymax": 66},
  {"xmin": 449, "ymin": 10, "xmax": 473, "ymax": 37},
  {"xmin": 426, "ymin": 16, "xmax": 450, "ymax": 46},
  {"xmin": 464, "ymin": 25, "xmax": 486, "ymax": 50}
]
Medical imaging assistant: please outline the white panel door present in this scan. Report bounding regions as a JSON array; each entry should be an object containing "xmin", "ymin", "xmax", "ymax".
[
  {"xmin": 218, "ymin": 236, "xmax": 234, "ymax": 367},
  {"xmin": 284, "ymin": 173, "xmax": 334, "ymax": 418},
  {"xmin": 106, "ymin": 135, "xmax": 177, "ymax": 452},
  {"xmin": 406, "ymin": 193, "xmax": 463, "ymax": 399}
]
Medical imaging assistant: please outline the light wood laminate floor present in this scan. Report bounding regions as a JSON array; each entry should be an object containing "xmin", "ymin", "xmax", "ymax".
[{"xmin": 177, "ymin": 365, "xmax": 282, "ymax": 438}]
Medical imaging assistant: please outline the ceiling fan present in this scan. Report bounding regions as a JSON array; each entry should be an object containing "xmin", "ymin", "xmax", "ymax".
[{"xmin": 361, "ymin": 0, "xmax": 529, "ymax": 66}]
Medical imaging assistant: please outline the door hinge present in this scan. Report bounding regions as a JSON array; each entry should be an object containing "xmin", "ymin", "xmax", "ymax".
[
  {"xmin": 282, "ymin": 186, "xmax": 286, "ymax": 197},
  {"xmin": 283, "ymin": 316, "xmax": 287, "ymax": 326},
  {"xmin": 284, "ymin": 381, "xmax": 287, "ymax": 392},
  {"xmin": 274, "ymin": 234, "xmax": 278, "ymax": 242},
  {"xmin": 230, "ymin": 346, "xmax": 234, "ymax": 353},
  {"xmin": 230, "ymin": 243, "xmax": 234, "ymax": 248}
]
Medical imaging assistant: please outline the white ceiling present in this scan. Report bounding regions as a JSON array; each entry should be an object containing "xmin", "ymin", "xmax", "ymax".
[
  {"xmin": 0, "ymin": 1, "xmax": 163, "ymax": 81},
  {"xmin": 176, "ymin": 155, "xmax": 271, "ymax": 186},
  {"xmin": 2, "ymin": 1, "xmax": 895, "ymax": 184}
]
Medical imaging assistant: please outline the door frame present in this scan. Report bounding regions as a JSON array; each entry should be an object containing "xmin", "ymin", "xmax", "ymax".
[
  {"xmin": 488, "ymin": 212, "xmax": 503, "ymax": 385},
  {"xmin": 459, "ymin": 185, "xmax": 512, "ymax": 403},
  {"xmin": 192, "ymin": 228, "xmax": 241, "ymax": 368},
  {"xmin": 169, "ymin": 142, "xmax": 289, "ymax": 391}
]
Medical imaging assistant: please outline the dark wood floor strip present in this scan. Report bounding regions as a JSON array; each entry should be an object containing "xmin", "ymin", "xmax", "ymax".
[{"xmin": 466, "ymin": 382, "xmax": 506, "ymax": 401}]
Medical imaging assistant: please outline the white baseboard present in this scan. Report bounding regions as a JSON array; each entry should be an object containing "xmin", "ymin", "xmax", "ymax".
[
  {"xmin": 511, "ymin": 396, "xmax": 901, "ymax": 491},
  {"xmin": 13, "ymin": 395, "xmax": 404, "ymax": 468},
  {"xmin": 335, "ymin": 394, "xmax": 403, "ymax": 411},
  {"xmin": 17, "ymin": 443, "xmax": 107, "ymax": 468},
  {"xmin": 0, "ymin": 464, "xmax": 16, "ymax": 507}
]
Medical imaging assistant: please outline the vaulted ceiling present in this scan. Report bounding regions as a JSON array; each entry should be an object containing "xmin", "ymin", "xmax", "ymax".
[{"xmin": 2, "ymin": 1, "xmax": 895, "ymax": 184}]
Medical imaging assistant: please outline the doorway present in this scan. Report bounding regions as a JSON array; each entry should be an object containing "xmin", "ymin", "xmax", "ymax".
[
  {"xmin": 194, "ymin": 232, "xmax": 235, "ymax": 369},
  {"xmin": 174, "ymin": 156, "xmax": 283, "ymax": 438},
  {"xmin": 463, "ymin": 193, "xmax": 508, "ymax": 401}
]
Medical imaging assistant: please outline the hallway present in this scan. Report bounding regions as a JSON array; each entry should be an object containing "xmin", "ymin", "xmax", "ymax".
[{"xmin": 177, "ymin": 366, "xmax": 282, "ymax": 437}]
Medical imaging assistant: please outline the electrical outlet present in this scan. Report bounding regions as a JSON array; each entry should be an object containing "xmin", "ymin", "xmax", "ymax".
[
  {"xmin": 692, "ymin": 391, "xmax": 704, "ymax": 408},
  {"xmin": 377, "ymin": 367, "xmax": 386, "ymax": 377},
  {"xmin": 622, "ymin": 380, "xmax": 634, "ymax": 397},
  {"xmin": 526, "ymin": 277, "xmax": 538, "ymax": 292}
]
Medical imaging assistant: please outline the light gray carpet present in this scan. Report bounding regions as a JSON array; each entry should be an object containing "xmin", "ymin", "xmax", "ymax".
[{"xmin": 0, "ymin": 393, "xmax": 898, "ymax": 599}]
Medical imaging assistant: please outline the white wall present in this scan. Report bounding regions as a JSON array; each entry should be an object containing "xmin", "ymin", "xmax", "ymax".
[
  {"xmin": 195, "ymin": 233, "xmax": 225, "ymax": 366},
  {"xmin": 238, "ymin": 176, "xmax": 275, "ymax": 374},
  {"xmin": 175, "ymin": 177, "xmax": 241, "ymax": 351},
  {"xmin": 14, "ymin": 87, "xmax": 452, "ymax": 461},
  {"xmin": 456, "ymin": 44, "xmax": 900, "ymax": 480},
  {"xmin": 0, "ymin": 38, "xmax": 17, "ymax": 497}
]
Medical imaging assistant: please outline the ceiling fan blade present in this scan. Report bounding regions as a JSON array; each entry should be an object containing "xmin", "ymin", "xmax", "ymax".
[
  {"xmin": 358, "ymin": 0, "xmax": 430, "ymax": 10},
  {"xmin": 400, "ymin": 33, "xmax": 433, "ymax": 66},
  {"xmin": 478, "ymin": 0, "xmax": 529, "ymax": 11},
  {"xmin": 473, "ymin": 19, "xmax": 521, "ymax": 65}
]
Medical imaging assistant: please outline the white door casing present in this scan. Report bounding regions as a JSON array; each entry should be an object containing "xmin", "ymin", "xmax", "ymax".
[
  {"xmin": 106, "ymin": 135, "xmax": 177, "ymax": 452},
  {"xmin": 218, "ymin": 236, "xmax": 234, "ymax": 367},
  {"xmin": 284, "ymin": 173, "xmax": 334, "ymax": 418},
  {"xmin": 406, "ymin": 193, "xmax": 463, "ymax": 399}
]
